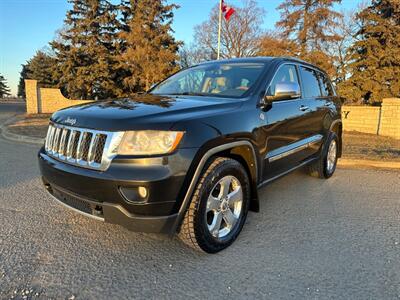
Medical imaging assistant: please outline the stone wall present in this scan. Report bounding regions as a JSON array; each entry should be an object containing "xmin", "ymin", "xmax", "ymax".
[
  {"xmin": 25, "ymin": 79, "xmax": 92, "ymax": 114},
  {"xmin": 342, "ymin": 98, "xmax": 400, "ymax": 139},
  {"xmin": 341, "ymin": 105, "xmax": 381, "ymax": 135},
  {"xmin": 379, "ymin": 98, "xmax": 400, "ymax": 139}
]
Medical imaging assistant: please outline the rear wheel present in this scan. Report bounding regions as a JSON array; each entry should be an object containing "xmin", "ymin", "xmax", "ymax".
[
  {"xmin": 179, "ymin": 157, "xmax": 250, "ymax": 253},
  {"xmin": 307, "ymin": 132, "xmax": 339, "ymax": 179}
]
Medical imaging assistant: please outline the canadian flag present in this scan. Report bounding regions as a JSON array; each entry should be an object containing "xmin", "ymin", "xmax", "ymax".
[{"xmin": 221, "ymin": 0, "xmax": 235, "ymax": 21}]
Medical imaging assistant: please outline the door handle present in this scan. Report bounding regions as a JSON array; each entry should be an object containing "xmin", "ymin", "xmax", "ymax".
[{"xmin": 299, "ymin": 105, "xmax": 309, "ymax": 111}]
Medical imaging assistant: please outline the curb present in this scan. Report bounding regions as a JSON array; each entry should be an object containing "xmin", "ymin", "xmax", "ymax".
[
  {"xmin": 0, "ymin": 115, "xmax": 44, "ymax": 145},
  {"xmin": 338, "ymin": 158, "xmax": 400, "ymax": 170}
]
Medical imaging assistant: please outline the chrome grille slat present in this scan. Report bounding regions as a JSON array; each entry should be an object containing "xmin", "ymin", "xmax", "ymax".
[
  {"xmin": 65, "ymin": 130, "xmax": 75, "ymax": 159},
  {"xmin": 58, "ymin": 128, "xmax": 69, "ymax": 158},
  {"xmin": 44, "ymin": 123, "xmax": 124, "ymax": 171},
  {"xmin": 45, "ymin": 126, "xmax": 54, "ymax": 151},
  {"xmin": 75, "ymin": 131, "xmax": 85, "ymax": 161},
  {"xmin": 49, "ymin": 126, "xmax": 57, "ymax": 152},
  {"xmin": 87, "ymin": 134, "xmax": 99, "ymax": 163},
  {"xmin": 52, "ymin": 127, "xmax": 62, "ymax": 154}
]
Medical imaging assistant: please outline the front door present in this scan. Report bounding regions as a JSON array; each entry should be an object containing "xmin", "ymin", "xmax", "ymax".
[{"xmin": 260, "ymin": 64, "xmax": 313, "ymax": 181}]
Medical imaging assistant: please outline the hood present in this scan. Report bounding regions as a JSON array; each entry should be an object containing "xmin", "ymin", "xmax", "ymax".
[{"xmin": 51, "ymin": 94, "xmax": 243, "ymax": 131}]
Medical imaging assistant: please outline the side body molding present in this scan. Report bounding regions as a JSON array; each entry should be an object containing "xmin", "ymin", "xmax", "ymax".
[{"xmin": 172, "ymin": 141, "xmax": 258, "ymax": 233}]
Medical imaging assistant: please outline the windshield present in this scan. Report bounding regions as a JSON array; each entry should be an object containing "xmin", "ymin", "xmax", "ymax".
[{"xmin": 150, "ymin": 62, "xmax": 266, "ymax": 98}]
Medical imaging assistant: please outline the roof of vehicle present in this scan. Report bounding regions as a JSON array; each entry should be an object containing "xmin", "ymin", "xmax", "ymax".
[{"xmin": 198, "ymin": 56, "xmax": 327, "ymax": 74}]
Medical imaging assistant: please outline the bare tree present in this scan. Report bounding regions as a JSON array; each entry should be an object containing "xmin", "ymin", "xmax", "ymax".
[
  {"xmin": 178, "ymin": 44, "xmax": 212, "ymax": 68},
  {"xmin": 323, "ymin": 4, "xmax": 366, "ymax": 84},
  {"xmin": 193, "ymin": 0, "xmax": 265, "ymax": 60}
]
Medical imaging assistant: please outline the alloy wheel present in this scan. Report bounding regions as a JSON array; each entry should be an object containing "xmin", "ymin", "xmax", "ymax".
[
  {"xmin": 205, "ymin": 175, "xmax": 243, "ymax": 239},
  {"xmin": 326, "ymin": 139, "xmax": 337, "ymax": 173}
]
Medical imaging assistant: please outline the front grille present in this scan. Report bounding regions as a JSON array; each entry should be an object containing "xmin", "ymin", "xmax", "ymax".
[{"xmin": 45, "ymin": 123, "xmax": 124, "ymax": 171}]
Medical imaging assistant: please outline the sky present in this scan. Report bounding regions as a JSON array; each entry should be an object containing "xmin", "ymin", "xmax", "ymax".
[{"xmin": 0, "ymin": 0, "xmax": 363, "ymax": 96}]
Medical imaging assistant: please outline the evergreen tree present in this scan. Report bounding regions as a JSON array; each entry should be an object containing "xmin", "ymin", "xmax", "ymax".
[
  {"xmin": 51, "ymin": 0, "xmax": 120, "ymax": 99},
  {"xmin": 18, "ymin": 50, "xmax": 57, "ymax": 98},
  {"xmin": 267, "ymin": 0, "xmax": 342, "ymax": 77},
  {"xmin": 276, "ymin": 0, "xmax": 342, "ymax": 55},
  {"xmin": 27, "ymin": 50, "xmax": 57, "ymax": 87},
  {"xmin": 0, "ymin": 74, "xmax": 11, "ymax": 98},
  {"xmin": 117, "ymin": 0, "xmax": 181, "ymax": 93},
  {"xmin": 18, "ymin": 64, "xmax": 29, "ymax": 98},
  {"xmin": 340, "ymin": 0, "xmax": 400, "ymax": 104}
]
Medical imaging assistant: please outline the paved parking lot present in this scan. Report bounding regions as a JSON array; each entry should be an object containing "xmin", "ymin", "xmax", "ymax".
[{"xmin": 1, "ymin": 103, "xmax": 399, "ymax": 299}]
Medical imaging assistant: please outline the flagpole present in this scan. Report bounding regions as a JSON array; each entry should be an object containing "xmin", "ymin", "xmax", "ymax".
[{"xmin": 217, "ymin": 0, "xmax": 223, "ymax": 60}]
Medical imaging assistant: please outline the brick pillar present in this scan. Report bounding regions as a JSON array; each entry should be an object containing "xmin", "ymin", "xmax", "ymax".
[
  {"xmin": 379, "ymin": 98, "xmax": 400, "ymax": 139},
  {"xmin": 25, "ymin": 79, "xmax": 39, "ymax": 114}
]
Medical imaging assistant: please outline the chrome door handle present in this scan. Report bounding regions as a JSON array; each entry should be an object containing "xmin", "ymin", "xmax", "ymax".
[{"xmin": 299, "ymin": 105, "xmax": 309, "ymax": 111}]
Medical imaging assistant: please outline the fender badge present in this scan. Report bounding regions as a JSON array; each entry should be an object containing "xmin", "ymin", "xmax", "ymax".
[{"xmin": 259, "ymin": 113, "xmax": 265, "ymax": 121}]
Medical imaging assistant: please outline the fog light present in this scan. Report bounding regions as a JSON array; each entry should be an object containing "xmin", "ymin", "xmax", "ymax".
[{"xmin": 138, "ymin": 186, "xmax": 148, "ymax": 198}]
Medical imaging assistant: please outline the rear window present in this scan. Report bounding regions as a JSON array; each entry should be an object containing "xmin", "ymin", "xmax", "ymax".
[
  {"xmin": 300, "ymin": 67, "xmax": 321, "ymax": 98},
  {"xmin": 318, "ymin": 72, "xmax": 335, "ymax": 97}
]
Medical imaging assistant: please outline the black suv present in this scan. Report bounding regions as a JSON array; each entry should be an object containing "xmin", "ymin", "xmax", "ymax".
[{"xmin": 39, "ymin": 57, "xmax": 342, "ymax": 253}]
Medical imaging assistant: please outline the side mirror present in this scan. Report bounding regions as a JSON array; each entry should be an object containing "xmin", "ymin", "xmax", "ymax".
[{"xmin": 265, "ymin": 82, "xmax": 301, "ymax": 102}]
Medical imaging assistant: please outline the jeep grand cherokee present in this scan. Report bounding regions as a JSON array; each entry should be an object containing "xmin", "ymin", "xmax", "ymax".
[{"xmin": 38, "ymin": 57, "xmax": 342, "ymax": 253}]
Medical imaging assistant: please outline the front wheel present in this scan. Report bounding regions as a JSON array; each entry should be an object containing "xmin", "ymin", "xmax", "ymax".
[
  {"xmin": 178, "ymin": 157, "xmax": 250, "ymax": 253},
  {"xmin": 307, "ymin": 132, "xmax": 339, "ymax": 179}
]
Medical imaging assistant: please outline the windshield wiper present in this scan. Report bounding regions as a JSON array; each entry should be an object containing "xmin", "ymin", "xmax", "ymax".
[{"xmin": 168, "ymin": 92, "xmax": 207, "ymax": 96}]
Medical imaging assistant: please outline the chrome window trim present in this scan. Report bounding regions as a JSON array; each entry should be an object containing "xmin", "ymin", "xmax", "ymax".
[
  {"xmin": 262, "ymin": 61, "xmax": 330, "ymax": 104},
  {"xmin": 266, "ymin": 134, "xmax": 323, "ymax": 163},
  {"xmin": 45, "ymin": 122, "xmax": 124, "ymax": 171}
]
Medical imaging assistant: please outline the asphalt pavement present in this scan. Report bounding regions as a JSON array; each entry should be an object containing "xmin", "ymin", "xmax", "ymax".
[{"xmin": 0, "ymin": 103, "xmax": 399, "ymax": 299}]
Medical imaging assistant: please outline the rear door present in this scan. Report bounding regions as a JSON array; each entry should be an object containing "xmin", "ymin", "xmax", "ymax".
[{"xmin": 296, "ymin": 66, "xmax": 326, "ymax": 159}]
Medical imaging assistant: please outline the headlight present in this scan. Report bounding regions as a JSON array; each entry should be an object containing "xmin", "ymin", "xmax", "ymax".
[{"xmin": 118, "ymin": 131, "xmax": 184, "ymax": 155}]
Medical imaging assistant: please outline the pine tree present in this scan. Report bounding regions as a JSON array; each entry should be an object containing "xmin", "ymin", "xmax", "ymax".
[
  {"xmin": 340, "ymin": 0, "xmax": 400, "ymax": 104},
  {"xmin": 51, "ymin": 0, "xmax": 120, "ymax": 99},
  {"xmin": 117, "ymin": 0, "xmax": 181, "ymax": 93},
  {"xmin": 276, "ymin": 0, "xmax": 342, "ymax": 55},
  {"xmin": 28, "ymin": 51, "xmax": 57, "ymax": 86},
  {"xmin": 0, "ymin": 74, "xmax": 11, "ymax": 98},
  {"xmin": 269, "ymin": 0, "xmax": 342, "ymax": 77},
  {"xmin": 18, "ymin": 64, "xmax": 29, "ymax": 98}
]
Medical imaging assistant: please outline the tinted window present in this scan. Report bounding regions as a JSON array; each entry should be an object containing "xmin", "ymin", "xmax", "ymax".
[
  {"xmin": 300, "ymin": 67, "xmax": 321, "ymax": 98},
  {"xmin": 151, "ymin": 63, "xmax": 266, "ymax": 98},
  {"xmin": 318, "ymin": 72, "xmax": 334, "ymax": 96},
  {"xmin": 267, "ymin": 64, "xmax": 299, "ymax": 96}
]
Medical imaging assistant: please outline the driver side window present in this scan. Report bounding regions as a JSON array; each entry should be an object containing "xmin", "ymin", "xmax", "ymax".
[{"xmin": 267, "ymin": 65, "xmax": 299, "ymax": 96}]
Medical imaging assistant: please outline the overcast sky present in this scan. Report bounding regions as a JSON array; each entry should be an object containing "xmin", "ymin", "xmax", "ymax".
[{"xmin": 0, "ymin": 0, "xmax": 363, "ymax": 96}]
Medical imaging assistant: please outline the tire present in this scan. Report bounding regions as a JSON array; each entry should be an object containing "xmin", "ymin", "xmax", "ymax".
[
  {"xmin": 178, "ymin": 157, "xmax": 250, "ymax": 253},
  {"xmin": 307, "ymin": 132, "xmax": 339, "ymax": 179}
]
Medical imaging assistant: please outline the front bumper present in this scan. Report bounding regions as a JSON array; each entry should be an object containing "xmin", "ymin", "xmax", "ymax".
[{"xmin": 38, "ymin": 147, "xmax": 198, "ymax": 234}]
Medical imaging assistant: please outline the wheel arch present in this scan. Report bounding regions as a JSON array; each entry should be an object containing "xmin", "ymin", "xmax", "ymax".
[
  {"xmin": 330, "ymin": 119, "xmax": 342, "ymax": 157},
  {"xmin": 173, "ymin": 141, "xmax": 260, "ymax": 234},
  {"xmin": 217, "ymin": 145, "xmax": 259, "ymax": 212}
]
